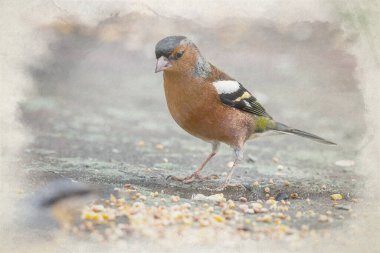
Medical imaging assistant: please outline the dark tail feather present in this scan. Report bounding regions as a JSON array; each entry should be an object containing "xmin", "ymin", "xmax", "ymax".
[{"xmin": 273, "ymin": 122, "xmax": 337, "ymax": 145}]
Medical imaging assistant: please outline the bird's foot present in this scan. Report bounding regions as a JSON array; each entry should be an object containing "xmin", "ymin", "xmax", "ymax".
[{"xmin": 167, "ymin": 172, "xmax": 219, "ymax": 184}]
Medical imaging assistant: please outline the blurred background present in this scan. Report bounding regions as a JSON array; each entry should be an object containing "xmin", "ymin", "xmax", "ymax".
[{"xmin": 1, "ymin": 1, "xmax": 379, "ymax": 252}]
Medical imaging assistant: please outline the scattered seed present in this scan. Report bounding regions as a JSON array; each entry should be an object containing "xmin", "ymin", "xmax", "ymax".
[
  {"xmin": 290, "ymin": 193, "xmax": 299, "ymax": 199},
  {"xmin": 239, "ymin": 197, "xmax": 248, "ymax": 203},
  {"xmin": 330, "ymin": 194, "xmax": 343, "ymax": 201},
  {"xmin": 264, "ymin": 187, "xmax": 270, "ymax": 193},
  {"xmin": 226, "ymin": 161, "xmax": 234, "ymax": 168},
  {"xmin": 171, "ymin": 195, "xmax": 180, "ymax": 202}
]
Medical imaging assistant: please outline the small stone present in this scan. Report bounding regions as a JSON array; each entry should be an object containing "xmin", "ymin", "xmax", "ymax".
[
  {"xmin": 335, "ymin": 160, "xmax": 355, "ymax": 167},
  {"xmin": 253, "ymin": 181, "xmax": 260, "ymax": 187},
  {"xmin": 264, "ymin": 187, "xmax": 270, "ymax": 193},
  {"xmin": 275, "ymin": 193, "xmax": 289, "ymax": 201},
  {"xmin": 321, "ymin": 185, "xmax": 327, "ymax": 190},
  {"xmin": 269, "ymin": 178, "xmax": 274, "ymax": 184},
  {"xmin": 334, "ymin": 205, "xmax": 351, "ymax": 211},
  {"xmin": 226, "ymin": 161, "xmax": 234, "ymax": 168},
  {"xmin": 247, "ymin": 155, "xmax": 257, "ymax": 163},
  {"xmin": 272, "ymin": 157, "xmax": 279, "ymax": 163},
  {"xmin": 284, "ymin": 181, "xmax": 290, "ymax": 187},
  {"xmin": 319, "ymin": 214, "xmax": 332, "ymax": 223}
]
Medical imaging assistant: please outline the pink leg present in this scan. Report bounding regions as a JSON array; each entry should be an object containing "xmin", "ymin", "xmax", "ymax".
[
  {"xmin": 169, "ymin": 142, "xmax": 220, "ymax": 183},
  {"xmin": 213, "ymin": 148, "xmax": 244, "ymax": 191}
]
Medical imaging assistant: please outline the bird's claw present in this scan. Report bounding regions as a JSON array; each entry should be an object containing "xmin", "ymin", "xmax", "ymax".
[{"xmin": 166, "ymin": 173, "xmax": 219, "ymax": 183}]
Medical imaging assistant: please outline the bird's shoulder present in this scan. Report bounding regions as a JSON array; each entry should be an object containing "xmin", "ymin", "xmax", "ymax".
[{"xmin": 208, "ymin": 65, "xmax": 272, "ymax": 119}]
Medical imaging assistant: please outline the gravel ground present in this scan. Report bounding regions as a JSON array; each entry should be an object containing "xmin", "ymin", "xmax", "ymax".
[{"xmin": 18, "ymin": 12, "xmax": 366, "ymax": 251}]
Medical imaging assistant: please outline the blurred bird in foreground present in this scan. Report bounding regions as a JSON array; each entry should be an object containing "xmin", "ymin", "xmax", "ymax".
[
  {"xmin": 155, "ymin": 35, "xmax": 336, "ymax": 191},
  {"xmin": 2, "ymin": 179, "xmax": 95, "ymax": 253}
]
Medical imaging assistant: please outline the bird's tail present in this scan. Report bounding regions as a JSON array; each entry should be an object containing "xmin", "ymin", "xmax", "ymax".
[{"xmin": 272, "ymin": 122, "xmax": 337, "ymax": 145}]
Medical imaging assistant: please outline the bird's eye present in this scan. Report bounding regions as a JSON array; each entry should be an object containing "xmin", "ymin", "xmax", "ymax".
[{"xmin": 175, "ymin": 51, "xmax": 184, "ymax": 59}]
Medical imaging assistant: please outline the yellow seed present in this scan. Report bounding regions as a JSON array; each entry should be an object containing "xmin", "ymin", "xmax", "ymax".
[
  {"xmin": 110, "ymin": 194, "xmax": 117, "ymax": 203},
  {"xmin": 212, "ymin": 214, "xmax": 225, "ymax": 223},
  {"xmin": 330, "ymin": 194, "xmax": 343, "ymax": 200}
]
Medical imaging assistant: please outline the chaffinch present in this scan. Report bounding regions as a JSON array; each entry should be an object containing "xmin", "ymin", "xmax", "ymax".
[{"xmin": 154, "ymin": 35, "xmax": 336, "ymax": 191}]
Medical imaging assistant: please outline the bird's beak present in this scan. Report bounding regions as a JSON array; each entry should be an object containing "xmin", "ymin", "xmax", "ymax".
[{"xmin": 155, "ymin": 56, "xmax": 172, "ymax": 73}]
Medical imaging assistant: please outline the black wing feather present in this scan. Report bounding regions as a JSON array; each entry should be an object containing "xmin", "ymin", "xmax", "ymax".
[{"xmin": 218, "ymin": 82, "xmax": 272, "ymax": 118}]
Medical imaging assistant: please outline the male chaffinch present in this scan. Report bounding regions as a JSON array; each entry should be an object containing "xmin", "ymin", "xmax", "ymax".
[{"xmin": 154, "ymin": 35, "xmax": 336, "ymax": 191}]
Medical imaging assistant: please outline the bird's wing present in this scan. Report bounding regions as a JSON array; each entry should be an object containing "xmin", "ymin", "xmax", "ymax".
[{"xmin": 212, "ymin": 80, "xmax": 272, "ymax": 118}]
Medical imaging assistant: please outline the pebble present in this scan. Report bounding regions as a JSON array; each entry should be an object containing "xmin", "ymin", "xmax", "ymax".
[
  {"xmin": 334, "ymin": 160, "xmax": 355, "ymax": 167},
  {"xmin": 264, "ymin": 187, "xmax": 270, "ymax": 193},
  {"xmin": 334, "ymin": 205, "xmax": 351, "ymax": 211},
  {"xmin": 275, "ymin": 193, "xmax": 289, "ymax": 201},
  {"xmin": 226, "ymin": 161, "xmax": 234, "ymax": 168},
  {"xmin": 247, "ymin": 155, "xmax": 257, "ymax": 163}
]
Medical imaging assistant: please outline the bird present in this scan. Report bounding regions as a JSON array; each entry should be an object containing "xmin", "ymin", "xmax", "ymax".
[{"xmin": 154, "ymin": 35, "xmax": 336, "ymax": 191}]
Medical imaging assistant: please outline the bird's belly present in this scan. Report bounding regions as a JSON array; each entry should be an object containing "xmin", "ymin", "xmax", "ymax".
[{"xmin": 167, "ymin": 99, "xmax": 251, "ymax": 146}]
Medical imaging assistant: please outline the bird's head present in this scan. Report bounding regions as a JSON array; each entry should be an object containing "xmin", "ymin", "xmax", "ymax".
[{"xmin": 155, "ymin": 36, "xmax": 210, "ymax": 77}]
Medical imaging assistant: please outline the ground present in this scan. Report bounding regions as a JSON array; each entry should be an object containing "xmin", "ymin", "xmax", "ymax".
[{"xmin": 18, "ymin": 13, "xmax": 366, "ymax": 251}]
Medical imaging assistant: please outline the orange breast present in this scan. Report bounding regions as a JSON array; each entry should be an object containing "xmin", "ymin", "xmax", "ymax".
[{"xmin": 163, "ymin": 73, "xmax": 254, "ymax": 147}]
